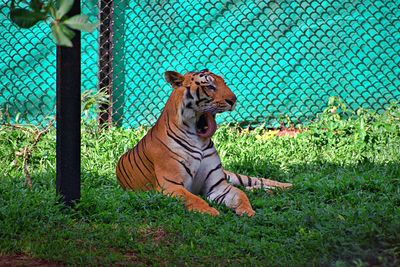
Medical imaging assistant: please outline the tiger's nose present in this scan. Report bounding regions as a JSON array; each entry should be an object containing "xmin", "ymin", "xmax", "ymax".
[
  {"xmin": 225, "ymin": 95, "xmax": 237, "ymax": 110},
  {"xmin": 225, "ymin": 95, "xmax": 237, "ymax": 107}
]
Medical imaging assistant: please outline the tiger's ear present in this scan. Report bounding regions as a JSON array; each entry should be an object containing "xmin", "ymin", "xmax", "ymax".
[{"xmin": 165, "ymin": 71, "xmax": 184, "ymax": 89}]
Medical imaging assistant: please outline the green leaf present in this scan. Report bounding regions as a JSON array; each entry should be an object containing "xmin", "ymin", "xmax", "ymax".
[
  {"xmin": 64, "ymin": 14, "xmax": 97, "ymax": 32},
  {"xmin": 30, "ymin": 0, "xmax": 43, "ymax": 12},
  {"xmin": 10, "ymin": 8, "xmax": 46, "ymax": 28},
  {"xmin": 59, "ymin": 21, "xmax": 75, "ymax": 39},
  {"xmin": 51, "ymin": 22, "xmax": 73, "ymax": 47},
  {"xmin": 56, "ymin": 0, "xmax": 74, "ymax": 19},
  {"xmin": 48, "ymin": 5, "xmax": 56, "ymax": 19}
]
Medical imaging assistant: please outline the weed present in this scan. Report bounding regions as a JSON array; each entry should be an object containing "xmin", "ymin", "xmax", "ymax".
[{"xmin": 0, "ymin": 103, "xmax": 399, "ymax": 265}]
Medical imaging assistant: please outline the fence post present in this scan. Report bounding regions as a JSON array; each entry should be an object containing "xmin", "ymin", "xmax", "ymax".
[
  {"xmin": 98, "ymin": 0, "xmax": 114, "ymax": 127},
  {"xmin": 56, "ymin": 0, "xmax": 81, "ymax": 205},
  {"xmin": 111, "ymin": 1, "xmax": 125, "ymax": 126}
]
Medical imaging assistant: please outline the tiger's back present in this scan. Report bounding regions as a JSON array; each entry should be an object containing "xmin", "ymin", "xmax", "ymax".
[
  {"xmin": 116, "ymin": 131, "xmax": 157, "ymax": 191},
  {"xmin": 115, "ymin": 69, "xmax": 292, "ymax": 216},
  {"xmin": 116, "ymin": 86, "xmax": 191, "ymax": 191}
]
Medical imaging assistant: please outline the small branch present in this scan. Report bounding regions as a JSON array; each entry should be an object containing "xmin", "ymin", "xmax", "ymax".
[
  {"xmin": 23, "ymin": 147, "xmax": 32, "ymax": 188},
  {"xmin": 2, "ymin": 122, "xmax": 37, "ymax": 133},
  {"xmin": 8, "ymin": 119, "xmax": 55, "ymax": 188}
]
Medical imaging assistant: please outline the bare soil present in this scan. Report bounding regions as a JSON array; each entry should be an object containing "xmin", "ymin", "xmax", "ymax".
[
  {"xmin": 276, "ymin": 128, "xmax": 301, "ymax": 137},
  {"xmin": 0, "ymin": 254, "xmax": 63, "ymax": 267}
]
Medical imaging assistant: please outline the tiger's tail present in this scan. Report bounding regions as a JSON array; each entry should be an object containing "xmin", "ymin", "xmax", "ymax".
[{"xmin": 224, "ymin": 170, "xmax": 292, "ymax": 191}]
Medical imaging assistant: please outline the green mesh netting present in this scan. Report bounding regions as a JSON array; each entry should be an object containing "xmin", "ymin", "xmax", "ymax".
[
  {"xmin": 1, "ymin": 0, "xmax": 399, "ymax": 128},
  {"xmin": 0, "ymin": 0, "xmax": 98, "ymax": 126}
]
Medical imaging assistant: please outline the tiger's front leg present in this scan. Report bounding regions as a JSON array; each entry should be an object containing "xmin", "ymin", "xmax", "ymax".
[
  {"xmin": 199, "ymin": 149, "xmax": 255, "ymax": 216},
  {"xmin": 205, "ymin": 178, "xmax": 255, "ymax": 216},
  {"xmin": 155, "ymin": 161, "xmax": 220, "ymax": 216}
]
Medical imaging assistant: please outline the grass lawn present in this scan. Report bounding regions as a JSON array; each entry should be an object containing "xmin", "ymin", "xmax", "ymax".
[{"xmin": 0, "ymin": 104, "xmax": 399, "ymax": 266}]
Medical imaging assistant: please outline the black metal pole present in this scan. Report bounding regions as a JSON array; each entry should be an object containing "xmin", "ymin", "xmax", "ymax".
[
  {"xmin": 56, "ymin": 1, "xmax": 81, "ymax": 205},
  {"xmin": 98, "ymin": 0, "xmax": 114, "ymax": 127}
]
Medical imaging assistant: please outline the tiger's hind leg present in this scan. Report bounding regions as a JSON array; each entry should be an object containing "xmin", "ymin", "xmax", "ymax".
[{"xmin": 224, "ymin": 170, "xmax": 292, "ymax": 191}]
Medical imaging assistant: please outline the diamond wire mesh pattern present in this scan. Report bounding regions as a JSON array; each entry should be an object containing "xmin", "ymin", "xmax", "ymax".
[
  {"xmin": 111, "ymin": 0, "xmax": 400, "ymax": 128},
  {"xmin": 0, "ymin": 2, "xmax": 56, "ymax": 126},
  {"xmin": 0, "ymin": 0, "xmax": 99, "ymax": 126},
  {"xmin": 1, "ymin": 0, "xmax": 399, "ymax": 128}
]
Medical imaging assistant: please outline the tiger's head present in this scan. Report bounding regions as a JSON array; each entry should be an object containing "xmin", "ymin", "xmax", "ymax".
[{"xmin": 165, "ymin": 69, "xmax": 237, "ymax": 138}]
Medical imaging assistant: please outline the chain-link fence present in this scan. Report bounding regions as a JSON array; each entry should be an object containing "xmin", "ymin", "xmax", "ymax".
[
  {"xmin": 0, "ymin": 0, "xmax": 98, "ymax": 127},
  {"xmin": 1, "ymin": 0, "xmax": 399, "ymax": 128}
]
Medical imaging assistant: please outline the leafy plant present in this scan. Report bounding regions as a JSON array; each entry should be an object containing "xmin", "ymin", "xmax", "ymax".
[
  {"xmin": 81, "ymin": 89, "xmax": 111, "ymax": 120},
  {"xmin": 9, "ymin": 0, "xmax": 97, "ymax": 47}
]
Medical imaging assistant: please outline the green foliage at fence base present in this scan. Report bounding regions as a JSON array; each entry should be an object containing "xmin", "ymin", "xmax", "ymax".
[
  {"xmin": 0, "ymin": 105, "xmax": 399, "ymax": 266},
  {"xmin": 1, "ymin": 0, "xmax": 399, "ymax": 128}
]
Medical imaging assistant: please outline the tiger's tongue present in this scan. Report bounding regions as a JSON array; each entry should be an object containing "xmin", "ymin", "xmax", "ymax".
[{"xmin": 197, "ymin": 112, "xmax": 217, "ymax": 138}]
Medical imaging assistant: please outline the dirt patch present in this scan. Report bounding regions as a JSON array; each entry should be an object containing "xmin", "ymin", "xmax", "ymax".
[
  {"xmin": 123, "ymin": 251, "xmax": 139, "ymax": 263},
  {"xmin": 0, "ymin": 254, "xmax": 63, "ymax": 267},
  {"xmin": 275, "ymin": 128, "xmax": 301, "ymax": 137},
  {"xmin": 139, "ymin": 227, "xmax": 167, "ymax": 245}
]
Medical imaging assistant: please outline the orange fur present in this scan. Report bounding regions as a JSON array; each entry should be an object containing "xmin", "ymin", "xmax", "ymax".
[{"xmin": 116, "ymin": 70, "xmax": 292, "ymax": 216}]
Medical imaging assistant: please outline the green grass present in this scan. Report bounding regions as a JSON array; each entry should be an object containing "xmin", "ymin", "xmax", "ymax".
[{"xmin": 0, "ymin": 104, "xmax": 399, "ymax": 266}]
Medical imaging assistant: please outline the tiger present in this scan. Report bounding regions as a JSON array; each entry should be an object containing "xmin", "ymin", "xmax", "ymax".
[{"xmin": 116, "ymin": 69, "xmax": 292, "ymax": 216}]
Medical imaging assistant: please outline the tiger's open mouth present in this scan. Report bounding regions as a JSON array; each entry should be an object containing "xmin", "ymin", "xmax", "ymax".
[{"xmin": 196, "ymin": 112, "xmax": 217, "ymax": 138}]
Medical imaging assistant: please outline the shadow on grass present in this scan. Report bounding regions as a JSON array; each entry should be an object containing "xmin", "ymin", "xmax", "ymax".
[{"xmin": 1, "ymin": 160, "xmax": 399, "ymax": 266}]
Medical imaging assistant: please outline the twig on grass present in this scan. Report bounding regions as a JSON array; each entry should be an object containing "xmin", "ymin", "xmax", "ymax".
[
  {"xmin": 3, "ymin": 122, "xmax": 37, "ymax": 133},
  {"xmin": 7, "ymin": 119, "xmax": 54, "ymax": 188}
]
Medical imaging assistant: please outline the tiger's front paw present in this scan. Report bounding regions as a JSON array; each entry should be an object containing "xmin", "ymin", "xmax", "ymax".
[
  {"xmin": 235, "ymin": 204, "xmax": 255, "ymax": 217},
  {"xmin": 201, "ymin": 206, "xmax": 220, "ymax": 216},
  {"xmin": 188, "ymin": 203, "xmax": 220, "ymax": 216}
]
